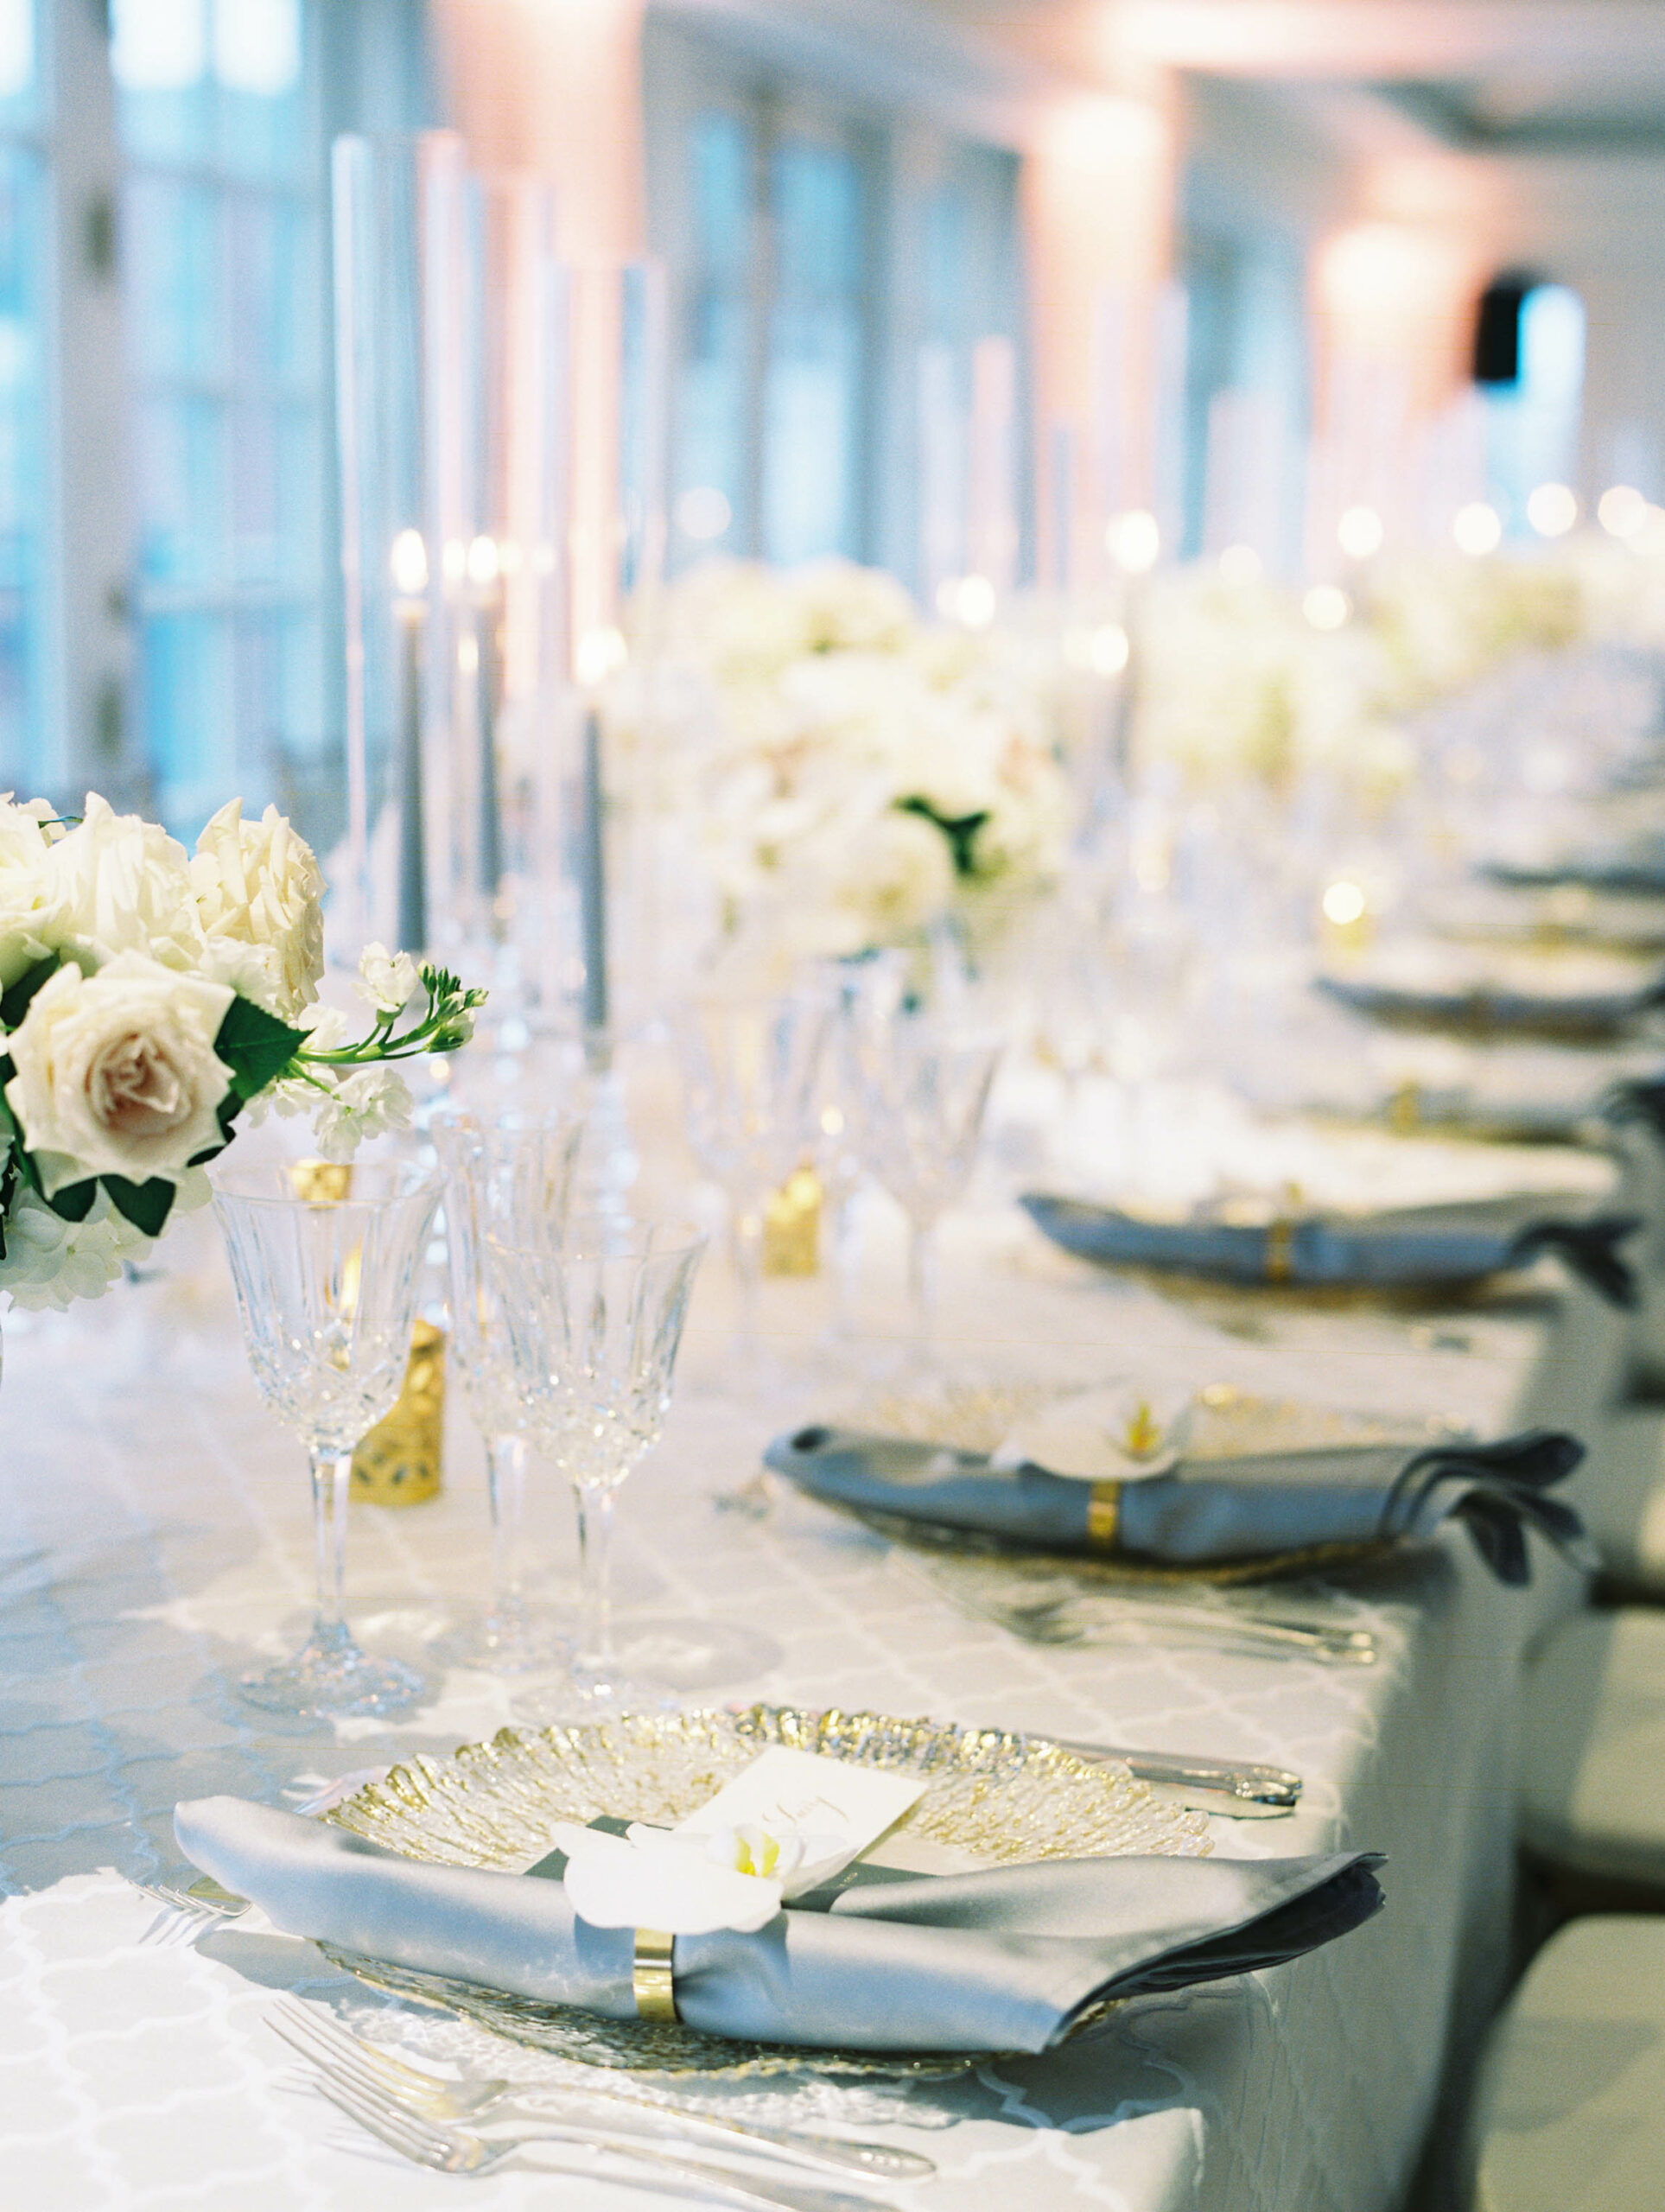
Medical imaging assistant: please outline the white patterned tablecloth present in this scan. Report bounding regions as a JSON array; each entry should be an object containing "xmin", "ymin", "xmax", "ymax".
[{"xmin": 0, "ymin": 1209, "xmax": 1619, "ymax": 2212}]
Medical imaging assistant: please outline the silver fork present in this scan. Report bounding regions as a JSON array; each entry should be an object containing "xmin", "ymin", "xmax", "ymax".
[
  {"xmin": 270, "ymin": 1996, "xmax": 932, "ymax": 2182},
  {"xmin": 990, "ymin": 1592, "xmax": 1378, "ymax": 1663},
  {"xmin": 134, "ymin": 1878, "xmax": 251, "ymax": 1948},
  {"xmin": 912, "ymin": 1562, "xmax": 1378, "ymax": 1664},
  {"xmin": 309, "ymin": 2069, "xmax": 901, "ymax": 2210}
]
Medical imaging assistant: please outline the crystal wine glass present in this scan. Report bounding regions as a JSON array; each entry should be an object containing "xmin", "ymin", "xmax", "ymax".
[
  {"xmin": 430, "ymin": 1109, "xmax": 583, "ymax": 1671},
  {"xmin": 674, "ymin": 992, "xmax": 829, "ymax": 1357},
  {"xmin": 860, "ymin": 1020, "xmax": 1002, "ymax": 1363},
  {"xmin": 807, "ymin": 952, "xmax": 909, "ymax": 1344},
  {"xmin": 482, "ymin": 1215, "xmax": 705, "ymax": 1707},
  {"xmin": 212, "ymin": 1160, "xmax": 442, "ymax": 1717}
]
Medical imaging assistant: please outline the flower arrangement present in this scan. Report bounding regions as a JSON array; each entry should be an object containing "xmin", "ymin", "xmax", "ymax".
[
  {"xmin": 0, "ymin": 792, "xmax": 482, "ymax": 1311},
  {"xmin": 640, "ymin": 557, "xmax": 1077, "ymax": 975}
]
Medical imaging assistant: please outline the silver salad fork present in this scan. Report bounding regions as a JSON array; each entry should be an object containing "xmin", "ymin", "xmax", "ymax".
[
  {"xmin": 270, "ymin": 1995, "xmax": 935, "ymax": 2182},
  {"xmin": 308, "ymin": 2065, "xmax": 903, "ymax": 2211}
]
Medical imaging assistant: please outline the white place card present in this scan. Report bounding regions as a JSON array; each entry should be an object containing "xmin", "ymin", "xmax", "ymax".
[{"xmin": 673, "ymin": 1747, "xmax": 927, "ymax": 1895}]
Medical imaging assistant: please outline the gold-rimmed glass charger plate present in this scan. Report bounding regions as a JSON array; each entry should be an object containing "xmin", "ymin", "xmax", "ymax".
[{"xmin": 317, "ymin": 1701, "xmax": 1210, "ymax": 2078}]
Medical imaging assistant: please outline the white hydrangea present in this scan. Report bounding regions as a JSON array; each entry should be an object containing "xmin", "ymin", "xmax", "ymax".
[{"xmin": 0, "ymin": 1172, "xmax": 209, "ymax": 1311}]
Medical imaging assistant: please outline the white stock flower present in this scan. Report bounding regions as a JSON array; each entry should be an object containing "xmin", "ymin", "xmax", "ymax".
[
  {"xmin": 44, "ymin": 794, "xmax": 205, "ymax": 973},
  {"xmin": 0, "ymin": 794, "xmax": 62, "ymax": 988},
  {"xmin": 355, "ymin": 943, "xmax": 421, "ymax": 1014},
  {"xmin": 191, "ymin": 799, "xmax": 325, "ymax": 1020},
  {"xmin": 3, "ymin": 951, "xmax": 235, "ymax": 1195},
  {"xmin": 305, "ymin": 1064, "xmax": 415, "ymax": 1159}
]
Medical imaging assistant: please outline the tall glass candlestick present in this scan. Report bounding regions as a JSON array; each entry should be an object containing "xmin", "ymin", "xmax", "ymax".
[
  {"xmin": 391, "ymin": 527, "xmax": 428, "ymax": 956},
  {"xmin": 579, "ymin": 705, "xmax": 608, "ymax": 1033}
]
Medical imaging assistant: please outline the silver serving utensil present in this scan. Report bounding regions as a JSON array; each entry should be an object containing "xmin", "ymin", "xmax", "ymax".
[
  {"xmin": 270, "ymin": 1996, "xmax": 933, "ymax": 2182},
  {"xmin": 309, "ymin": 2068, "xmax": 900, "ymax": 2211},
  {"xmin": 1045, "ymin": 1736, "xmax": 1302, "ymax": 1816}
]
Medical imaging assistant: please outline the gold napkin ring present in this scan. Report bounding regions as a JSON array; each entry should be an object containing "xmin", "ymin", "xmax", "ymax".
[
  {"xmin": 1265, "ymin": 1218, "xmax": 1295, "ymax": 1284},
  {"xmin": 632, "ymin": 1928, "xmax": 678, "ymax": 2022},
  {"xmin": 1086, "ymin": 1481, "xmax": 1122, "ymax": 1552}
]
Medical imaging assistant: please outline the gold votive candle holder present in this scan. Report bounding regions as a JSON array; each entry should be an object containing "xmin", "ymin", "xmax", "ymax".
[{"xmin": 763, "ymin": 1163, "xmax": 822, "ymax": 1276}]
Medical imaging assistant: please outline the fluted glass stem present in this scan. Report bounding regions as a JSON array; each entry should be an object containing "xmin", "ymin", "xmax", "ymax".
[
  {"xmin": 486, "ymin": 1433, "xmax": 529, "ymax": 1631},
  {"xmin": 574, "ymin": 1477, "xmax": 618, "ymax": 1679},
  {"xmin": 907, "ymin": 1217, "xmax": 940, "ymax": 1357},
  {"xmin": 730, "ymin": 1203, "xmax": 764, "ymax": 1358},
  {"xmin": 308, "ymin": 1447, "xmax": 353, "ymax": 1648}
]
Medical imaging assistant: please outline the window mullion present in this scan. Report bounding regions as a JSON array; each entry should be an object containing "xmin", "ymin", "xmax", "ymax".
[{"xmin": 48, "ymin": 0, "xmax": 135, "ymax": 803}]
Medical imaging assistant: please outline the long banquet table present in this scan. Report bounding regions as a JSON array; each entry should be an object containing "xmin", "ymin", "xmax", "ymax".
[{"xmin": 0, "ymin": 1198, "xmax": 1630, "ymax": 2212}]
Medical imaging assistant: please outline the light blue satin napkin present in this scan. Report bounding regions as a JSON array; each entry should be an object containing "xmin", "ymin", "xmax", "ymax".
[
  {"xmin": 1020, "ymin": 1191, "xmax": 1639, "ymax": 1305},
  {"xmin": 175, "ymin": 1796, "xmax": 1383, "ymax": 2055},
  {"xmin": 766, "ymin": 1425, "xmax": 1591, "ymax": 1587}
]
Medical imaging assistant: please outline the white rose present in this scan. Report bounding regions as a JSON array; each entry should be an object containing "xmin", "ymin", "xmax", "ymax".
[
  {"xmin": 45, "ymin": 794, "xmax": 205, "ymax": 972},
  {"xmin": 3, "ymin": 950, "xmax": 235, "ymax": 1194},
  {"xmin": 0, "ymin": 795, "xmax": 62, "ymax": 988},
  {"xmin": 354, "ymin": 942, "xmax": 421, "ymax": 1014},
  {"xmin": 191, "ymin": 799, "xmax": 325, "ymax": 1019}
]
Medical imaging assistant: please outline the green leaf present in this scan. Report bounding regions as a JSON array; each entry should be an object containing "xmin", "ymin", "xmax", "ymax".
[
  {"xmin": 214, "ymin": 994, "xmax": 308, "ymax": 1102},
  {"xmin": 896, "ymin": 795, "xmax": 988, "ymax": 880},
  {"xmin": 102, "ymin": 1174, "xmax": 175, "ymax": 1238},
  {"xmin": 0, "ymin": 955, "xmax": 62, "ymax": 1033},
  {"xmin": 46, "ymin": 1178, "xmax": 97, "ymax": 1223}
]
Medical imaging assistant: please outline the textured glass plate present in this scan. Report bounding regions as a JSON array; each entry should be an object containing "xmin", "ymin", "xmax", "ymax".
[{"xmin": 317, "ymin": 1701, "xmax": 1211, "ymax": 2078}]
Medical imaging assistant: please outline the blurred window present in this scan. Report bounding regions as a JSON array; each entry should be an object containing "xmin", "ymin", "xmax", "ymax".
[
  {"xmin": 0, "ymin": 0, "xmax": 424, "ymax": 839},
  {"xmin": 645, "ymin": 16, "xmax": 1025, "ymax": 587},
  {"xmin": 0, "ymin": 0, "xmax": 46, "ymax": 787},
  {"xmin": 113, "ymin": 0, "xmax": 325, "ymax": 832}
]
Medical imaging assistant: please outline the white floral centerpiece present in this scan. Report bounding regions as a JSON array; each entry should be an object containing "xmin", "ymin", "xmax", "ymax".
[
  {"xmin": 0, "ymin": 792, "xmax": 482, "ymax": 1311},
  {"xmin": 636, "ymin": 557, "xmax": 1076, "ymax": 976}
]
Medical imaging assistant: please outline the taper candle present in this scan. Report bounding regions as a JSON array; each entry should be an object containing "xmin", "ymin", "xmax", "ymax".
[{"xmin": 391, "ymin": 528, "xmax": 428, "ymax": 956}]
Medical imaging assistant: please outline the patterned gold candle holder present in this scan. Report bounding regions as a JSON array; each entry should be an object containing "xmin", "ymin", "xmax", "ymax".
[
  {"xmin": 352, "ymin": 1317, "xmax": 446, "ymax": 1505},
  {"xmin": 763, "ymin": 1163, "xmax": 822, "ymax": 1276}
]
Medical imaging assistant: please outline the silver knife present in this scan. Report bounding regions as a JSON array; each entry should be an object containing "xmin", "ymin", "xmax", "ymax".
[{"xmin": 1045, "ymin": 1735, "xmax": 1302, "ymax": 1817}]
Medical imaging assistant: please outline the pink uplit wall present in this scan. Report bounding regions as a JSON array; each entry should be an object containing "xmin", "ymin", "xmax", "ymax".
[
  {"xmin": 1022, "ymin": 88, "xmax": 1177, "ymax": 583},
  {"xmin": 429, "ymin": 0, "xmax": 645, "ymax": 256}
]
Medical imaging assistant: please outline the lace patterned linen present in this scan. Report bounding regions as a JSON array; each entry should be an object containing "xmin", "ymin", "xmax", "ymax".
[{"xmin": 0, "ymin": 1213, "xmax": 1620, "ymax": 2211}]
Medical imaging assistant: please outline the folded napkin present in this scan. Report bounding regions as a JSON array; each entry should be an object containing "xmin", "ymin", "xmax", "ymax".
[
  {"xmin": 1606, "ymin": 1077, "xmax": 1665, "ymax": 1147},
  {"xmin": 1315, "ymin": 963, "xmax": 1665, "ymax": 1041},
  {"xmin": 1020, "ymin": 1192, "xmax": 1640, "ymax": 1307},
  {"xmin": 1489, "ymin": 853, "xmax": 1665, "ymax": 899},
  {"xmin": 766, "ymin": 1426, "xmax": 1590, "ymax": 1587},
  {"xmin": 173, "ymin": 1796, "xmax": 1382, "ymax": 2056}
]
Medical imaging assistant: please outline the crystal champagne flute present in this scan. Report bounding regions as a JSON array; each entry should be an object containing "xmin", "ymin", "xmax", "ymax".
[
  {"xmin": 430, "ymin": 1109, "xmax": 583, "ymax": 1671},
  {"xmin": 212, "ymin": 1160, "xmax": 442, "ymax": 1717},
  {"xmin": 860, "ymin": 1021, "xmax": 1002, "ymax": 1362},
  {"xmin": 482, "ymin": 1215, "xmax": 704, "ymax": 1707},
  {"xmin": 674, "ymin": 993, "xmax": 829, "ymax": 1358}
]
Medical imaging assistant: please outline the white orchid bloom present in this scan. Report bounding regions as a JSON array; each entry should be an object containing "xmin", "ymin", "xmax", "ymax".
[{"xmin": 551, "ymin": 1822, "xmax": 787, "ymax": 1936}]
